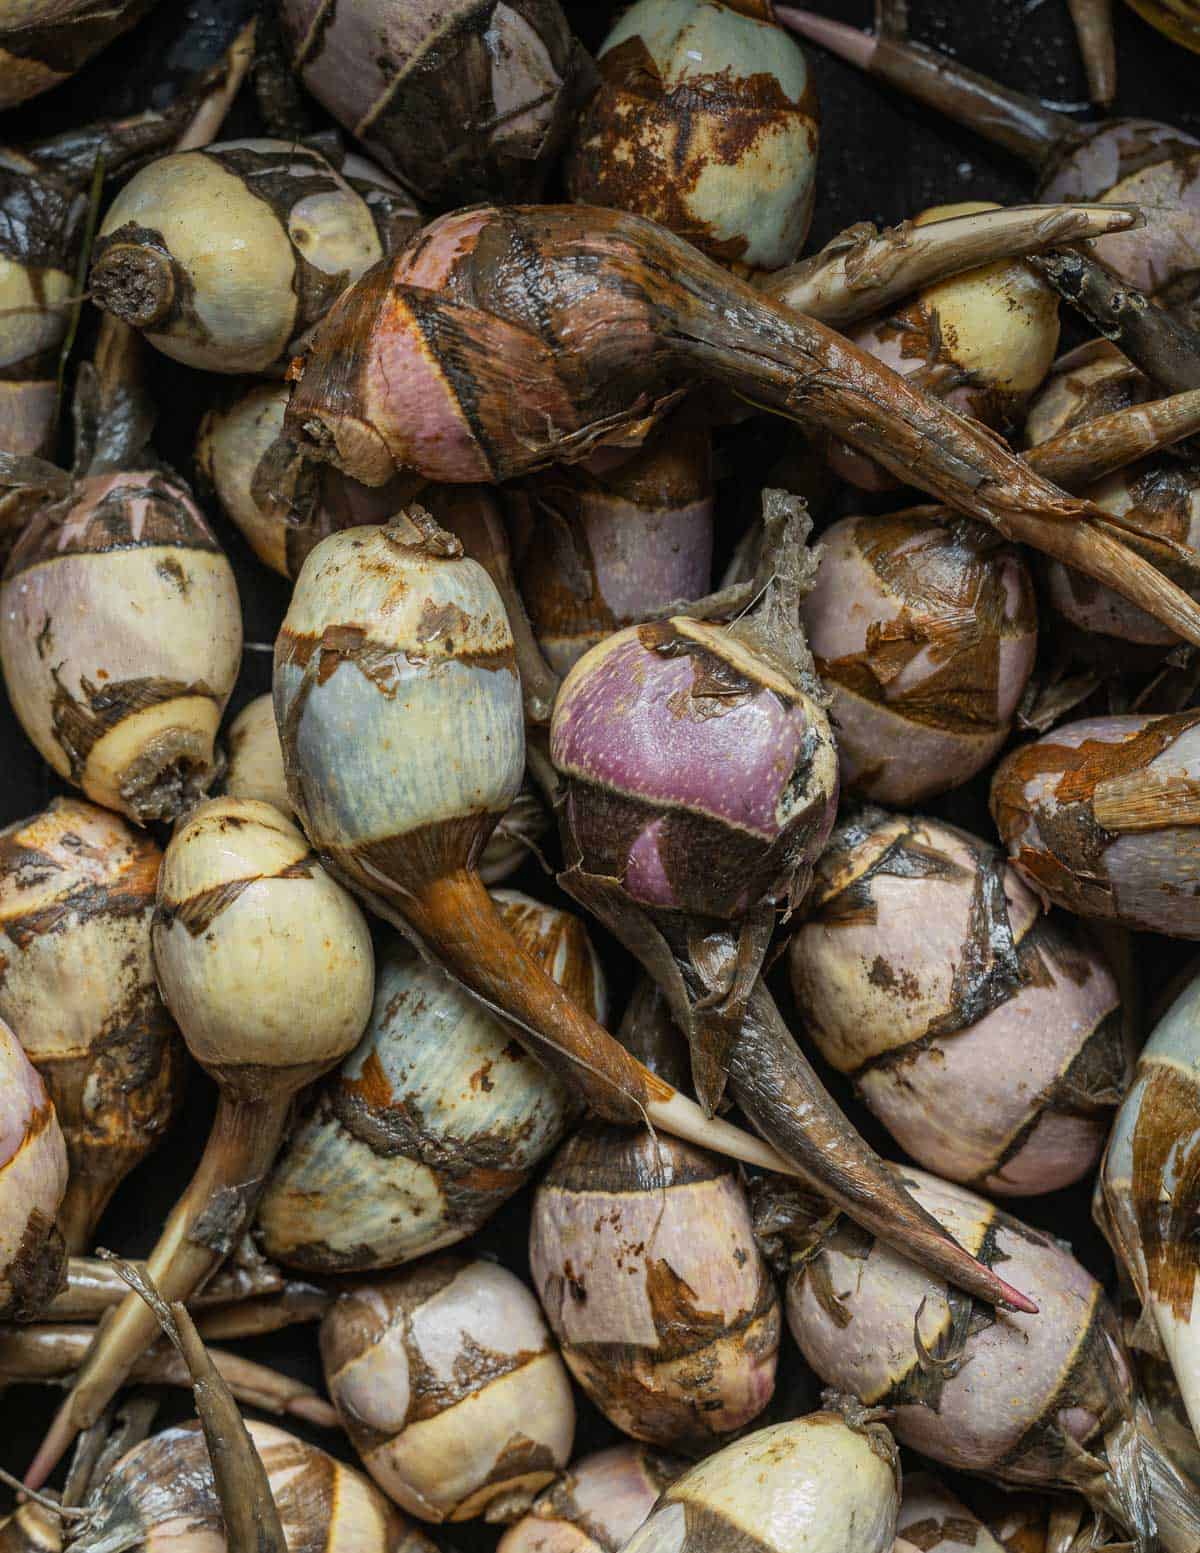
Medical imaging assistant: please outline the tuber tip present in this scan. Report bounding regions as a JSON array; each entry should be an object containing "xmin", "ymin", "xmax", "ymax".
[
  {"xmin": 90, "ymin": 244, "xmax": 176, "ymax": 330},
  {"xmin": 774, "ymin": 7, "xmax": 878, "ymax": 69},
  {"xmin": 23, "ymin": 1400, "xmax": 75, "ymax": 1492}
]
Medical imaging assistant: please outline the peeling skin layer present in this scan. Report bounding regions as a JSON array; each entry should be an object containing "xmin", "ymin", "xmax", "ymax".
[
  {"xmin": 620, "ymin": 1413, "xmax": 900, "ymax": 1553},
  {"xmin": 498, "ymin": 1444, "xmax": 681, "ymax": 1553},
  {"xmin": 0, "ymin": 1017, "xmax": 67, "ymax": 1319},
  {"xmin": 551, "ymin": 618, "xmax": 838, "ymax": 916},
  {"xmin": 256, "ymin": 897, "xmax": 594, "ymax": 1272},
  {"xmin": 0, "ymin": 0, "xmax": 158, "ymax": 109},
  {"xmin": 91, "ymin": 139, "xmax": 389, "ymax": 374},
  {"xmin": 1043, "ymin": 459, "xmax": 1200, "ymax": 647},
  {"xmin": 990, "ymin": 711, "xmax": 1200, "ymax": 937},
  {"xmin": 791, "ymin": 808, "xmax": 1124, "ymax": 1195},
  {"xmin": 0, "ymin": 468, "xmax": 242, "ymax": 824},
  {"xmin": 802, "ymin": 512, "xmax": 1037, "ymax": 805},
  {"xmin": 786, "ymin": 1168, "xmax": 1132, "ymax": 1493},
  {"xmin": 1104, "ymin": 969, "xmax": 1200, "ymax": 1446},
  {"xmin": 568, "ymin": 0, "xmax": 819, "ymax": 270},
  {"xmin": 280, "ymin": 204, "xmax": 1200, "ymax": 653},
  {"xmin": 73, "ymin": 1418, "xmax": 436, "ymax": 1553},
  {"xmin": 519, "ymin": 418, "xmax": 714, "ymax": 675},
  {"xmin": 529, "ymin": 1125, "xmax": 780, "ymax": 1453},
  {"xmin": 274, "ymin": 523, "xmax": 523, "ymax": 889},
  {"xmin": 0, "ymin": 796, "xmax": 181, "ymax": 1251},
  {"xmin": 322, "ymin": 1257, "xmax": 575, "ymax": 1522},
  {"xmin": 278, "ymin": 0, "xmax": 584, "ymax": 206}
]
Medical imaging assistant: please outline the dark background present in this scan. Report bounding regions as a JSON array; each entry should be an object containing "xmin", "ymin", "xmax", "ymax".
[{"xmin": 2, "ymin": 0, "xmax": 1198, "ymax": 1543}]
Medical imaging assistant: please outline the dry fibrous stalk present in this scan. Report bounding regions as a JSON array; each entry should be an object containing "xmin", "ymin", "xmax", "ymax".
[
  {"xmin": 0, "ymin": 1017, "xmax": 67, "ymax": 1323},
  {"xmin": 619, "ymin": 1411, "xmax": 901, "ymax": 1553},
  {"xmin": 66, "ymin": 1420, "xmax": 437, "ymax": 1553},
  {"xmin": 0, "ymin": 799, "xmax": 183, "ymax": 1253},
  {"xmin": 991, "ymin": 711, "xmax": 1200, "ymax": 937},
  {"xmin": 1067, "ymin": 0, "xmax": 1117, "ymax": 106},
  {"xmin": 497, "ymin": 1444, "xmax": 683, "ymax": 1553},
  {"xmin": 1032, "ymin": 249, "xmax": 1200, "ymax": 399},
  {"xmin": 89, "ymin": 138, "xmax": 420, "ymax": 375},
  {"xmin": 776, "ymin": 8, "xmax": 1200, "ymax": 293},
  {"xmin": 47, "ymin": 1252, "xmax": 321, "ymax": 1325},
  {"xmin": 801, "ymin": 512, "xmax": 1037, "ymax": 804},
  {"xmin": 530, "ymin": 1121, "xmax": 781, "ymax": 1453},
  {"xmin": 272, "ymin": 513, "xmax": 824, "ymax": 1184},
  {"xmin": 516, "ymin": 416, "xmax": 715, "ymax": 676},
  {"xmin": 322, "ymin": 1257, "xmax": 575, "ymax": 1523},
  {"xmin": 0, "ymin": 0, "xmax": 160, "ymax": 109},
  {"xmin": 27, "ymin": 798, "xmax": 375, "ymax": 1490},
  {"xmin": 777, "ymin": 1167, "xmax": 1197, "ymax": 1551},
  {"xmin": 284, "ymin": 204, "xmax": 1200, "ymax": 644},
  {"xmin": 276, "ymin": 0, "xmax": 592, "ymax": 207},
  {"xmin": 763, "ymin": 201, "xmax": 1139, "ymax": 329},
  {"xmin": 1101, "ymin": 968, "xmax": 1200, "ymax": 1460},
  {"xmin": 791, "ymin": 809, "xmax": 1126, "ymax": 1196},
  {"xmin": 566, "ymin": 0, "xmax": 819, "ymax": 270},
  {"xmin": 0, "ymin": 1322, "xmax": 336, "ymax": 1428},
  {"xmin": 258, "ymin": 894, "xmax": 600, "ymax": 1273}
]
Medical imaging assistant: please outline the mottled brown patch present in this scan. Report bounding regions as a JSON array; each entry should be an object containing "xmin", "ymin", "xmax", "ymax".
[{"xmin": 1130, "ymin": 1063, "xmax": 1200, "ymax": 1317}]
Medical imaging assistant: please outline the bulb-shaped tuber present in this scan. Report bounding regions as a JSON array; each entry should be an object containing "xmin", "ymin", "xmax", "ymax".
[
  {"xmin": 0, "ymin": 798, "xmax": 183, "ymax": 1252},
  {"xmin": 1, "ymin": 469, "xmax": 242, "ymax": 825},
  {"xmin": 68, "ymin": 1420, "xmax": 437, "ymax": 1553},
  {"xmin": 497, "ymin": 1444, "xmax": 682, "ymax": 1553},
  {"xmin": 567, "ymin": 0, "xmax": 819, "ymax": 270},
  {"xmin": 276, "ymin": 0, "xmax": 590, "ymax": 207},
  {"xmin": 222, "ymin": 694, "xmax": 291, "ymax": 814},
  {"xmin": 26, "ymin": 796, "xmax": 374, "ymax": 1489},
  {"xmin": 620, "ymin": 1411, "xmax": 900, "ymax": 1553},
  {"xmin": 0, "ymin": 1017, "xmax": 67, "ymax": 1321},
  {"xmin": 801, "ymin": 512, "xmax": 1037, "ymax": 804},
  {"xmin": 195, "ymin": 381, "xmax": 420, "ymax": 578},
  {"xmin": 321, "ymin": 1257, "xmax": 575, "ymax": 1523},
  {"xmin": 258, "ymin": 892, "xmax": 600, "ymax": 1272},
  {"xmin": 517, "ymin": 417, "xmax": 714, "ymax": 675},
  {"xmin": 529, "ymin": 1121, "xmax": 780, "ymax": 1452},
  {"xmin": 90, "ymin": 139, "xmax": 417, "ymax": 373},
  {"xmin": 791, "ymin": 809, "xmax": 1125, "ymax": 1196},
  {"xmin": 273, "ymin": 515, "xmax": 813, "ymax": 1181},
  {"xmin": 779, "ymin": 1166, "xmax": 1200, "ymax": 1550},
  {"xmin": 991, "ymin": 712, "xmax": 1200, "ymax": 937},
  {"xmin": 282, "ymin": 203, "xmax": 1200, "ymax": 645}
]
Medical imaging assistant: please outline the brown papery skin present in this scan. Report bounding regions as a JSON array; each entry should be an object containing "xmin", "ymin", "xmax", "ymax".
[
  {"xmin": 0, "ymin": 0, "xmax": 159, "ymax": 109},
  {"xmin": 284, "ymin": 205, "xmax": 1200, "ymax": 644}
]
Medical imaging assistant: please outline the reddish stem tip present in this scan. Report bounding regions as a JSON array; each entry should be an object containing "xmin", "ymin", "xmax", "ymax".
[
  {"xmin": 997, "ymin": 1279, "xmax": 1040, "ymax": 1316},
  {"xmin": 774, "ymin": 7, "xmax": 879, "ymax": 69}
]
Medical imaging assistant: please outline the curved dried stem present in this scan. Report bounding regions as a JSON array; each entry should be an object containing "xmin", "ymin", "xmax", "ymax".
[
  {"xmin": 774, "ymin": 8, "xmax": 1078, "ymax": 172},
  {"xmin": 1029, "ymin": 389, "xmax": 1200, "ymax": 489},
  {"xmin": 0, "ymin": 1324, "xmax": 335, "ymax": 1427},
  {"xmin": 763, "ymin": 204, "xmax": 1139, "ymax": 329},
  {"xmin": 1067, "ymin": 0, "xmax": 1117, "ymax": 106},
  {"xmin": 99, "ymin": 1258, "xmax": 289, "ymax": 1553},
  {"xmin": 26, "ymin": 1093, "xmax": 294, "ymax": 1491},
  {"xmin": 1032, "ymin": 249, "xmax": 1200, "ymax": 395}
]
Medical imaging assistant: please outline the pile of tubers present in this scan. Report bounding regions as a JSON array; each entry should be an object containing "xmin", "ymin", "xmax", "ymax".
[{"xmin": 5, "ymin": 4, "xmax": 1200, "ymax": 1553}]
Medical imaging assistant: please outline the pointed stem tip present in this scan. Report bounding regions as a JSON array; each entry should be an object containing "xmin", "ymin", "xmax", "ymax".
[{"xmin": 775, "ymin": 7, "xmax": 879, "ymax": 69}]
